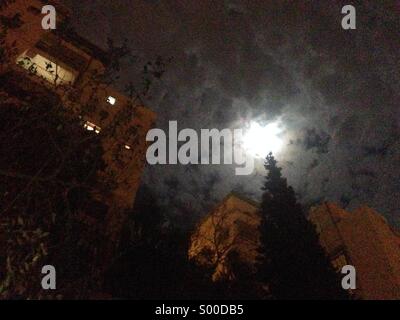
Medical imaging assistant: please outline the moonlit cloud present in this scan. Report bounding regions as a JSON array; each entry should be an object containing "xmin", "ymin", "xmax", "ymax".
[{"xmin": 65, "ymin": 0, "xmax": 400, "ymax": 227}]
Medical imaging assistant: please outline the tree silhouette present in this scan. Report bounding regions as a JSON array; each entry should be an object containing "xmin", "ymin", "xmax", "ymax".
[{"xmin": 257, "ymin": 152, "xmax": 347, "ymax": 300}]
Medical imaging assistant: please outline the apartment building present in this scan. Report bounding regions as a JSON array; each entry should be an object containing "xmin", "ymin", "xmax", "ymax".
[
  {"xmin": 1, "ymin": 0, "xmax": 156, "ymax": 245},
  {"xmin": 190, "ymin": 192, "xmax": 400, "ymax": 299}
]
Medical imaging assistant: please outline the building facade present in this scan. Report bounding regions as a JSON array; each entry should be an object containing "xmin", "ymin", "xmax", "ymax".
[
  {"xmin": 309, "ymin": 202, "xmax": 400, "ymax": 300},
  {"xmin": 1, "ymin": 0, "xmax": 156, "ymax": 246},
  {"xmin": 190, "ymin": 193, "xmax": 400, "ymax": 300},
  {"xmin": 189, "ymin": 193, "xmax": 261, "ymax": 281}
]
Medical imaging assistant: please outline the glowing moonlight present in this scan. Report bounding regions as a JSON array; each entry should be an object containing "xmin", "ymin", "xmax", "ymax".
[{"xmin": 242, "ymin": 121, "xmax": 283, "ymax": 158}]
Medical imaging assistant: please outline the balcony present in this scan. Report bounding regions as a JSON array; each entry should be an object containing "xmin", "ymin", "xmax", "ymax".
[{"xmin": 16, "ymin": 50, "xmax": 77, "ymax": 87}]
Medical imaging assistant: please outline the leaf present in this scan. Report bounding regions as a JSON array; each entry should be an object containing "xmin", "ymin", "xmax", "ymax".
[{"xmin": 32, "ymin": 254, "xmax": 40, "ymax": 263}]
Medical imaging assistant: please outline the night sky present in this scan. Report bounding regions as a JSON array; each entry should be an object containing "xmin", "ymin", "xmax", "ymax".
[{"xmin": 64, "ymin": 0, "xmax": 400, "ymax": 228}]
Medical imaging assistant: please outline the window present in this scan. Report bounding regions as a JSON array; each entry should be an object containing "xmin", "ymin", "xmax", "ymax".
[
  {"xmin": 16, "ymin": 51, "xmax": 76, "ymax": 86},
  {"xmin": 107, "ymin": 96, "xmax": 116, "ymax": 105},
  {"xmin": 83, "ymin": 121, "xmax": 101, "ymax": 134}
]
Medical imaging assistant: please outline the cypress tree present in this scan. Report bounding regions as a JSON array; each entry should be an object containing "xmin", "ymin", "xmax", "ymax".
[{"xmin": 257, "ymin": 153, "xmax": 347, "ymax": 300}]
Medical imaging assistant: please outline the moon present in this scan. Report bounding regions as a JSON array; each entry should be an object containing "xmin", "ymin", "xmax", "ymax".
[{"xmin": 242, "ymin": 121, "xmax": 284, "ymax": 158}]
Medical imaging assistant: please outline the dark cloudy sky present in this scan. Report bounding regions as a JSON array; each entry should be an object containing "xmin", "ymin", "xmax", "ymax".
[{"xmin": 64, "ymin": 0, "xmax": 400, "ymax": 227}]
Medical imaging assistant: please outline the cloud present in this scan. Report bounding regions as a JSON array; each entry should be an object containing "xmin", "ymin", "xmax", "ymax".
[{"xmin": 65, "ymin": 0, "xmax": 400, "ymax": 227}]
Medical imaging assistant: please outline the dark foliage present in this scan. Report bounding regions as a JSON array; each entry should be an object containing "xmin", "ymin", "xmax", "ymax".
[
  {"xmin": 104, "ymin": 186, "xmax": 253, "ymax": 300},
  {"xmin": 257, "ymin": 153, "xmax": 347, "ymax": 300},
  {"xmin": 0, "ymin": 86, "xmax": 109, "ymax": 298}
]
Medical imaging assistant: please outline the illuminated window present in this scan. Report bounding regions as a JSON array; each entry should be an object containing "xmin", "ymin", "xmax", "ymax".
[
  {"xmin": 83, "ymin": 121, "xmax": 101, "ymax": 134},
  {"xmin": 16, "ymin": 51, "xmax": 76, "ymax": 86},
  {"xmin": 107, "ymin": 96, "xmax": 116, "ymax": 105}
]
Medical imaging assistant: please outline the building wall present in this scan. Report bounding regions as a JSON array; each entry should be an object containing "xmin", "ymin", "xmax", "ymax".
[
  {"xmin": 2, "ymin": 0, "xmax": 44, "ymax": 56},
  {"xmin": 309, "ymin": 203, "xmax": 400, "ymax": 300},
  {"xmin": 189, "ymin": 193, "xmax": 261, "ymax": 281},
  {"xmin": 2, "ymin": 0, "xmax": 156, "ymax": 246},
  {"xmin": 192, "ymin": 195, "xmax": 400, "ymax": 299},
  {"xmin": 1, "ymin": 0, "xmax": 69, "ymax": 66}
]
